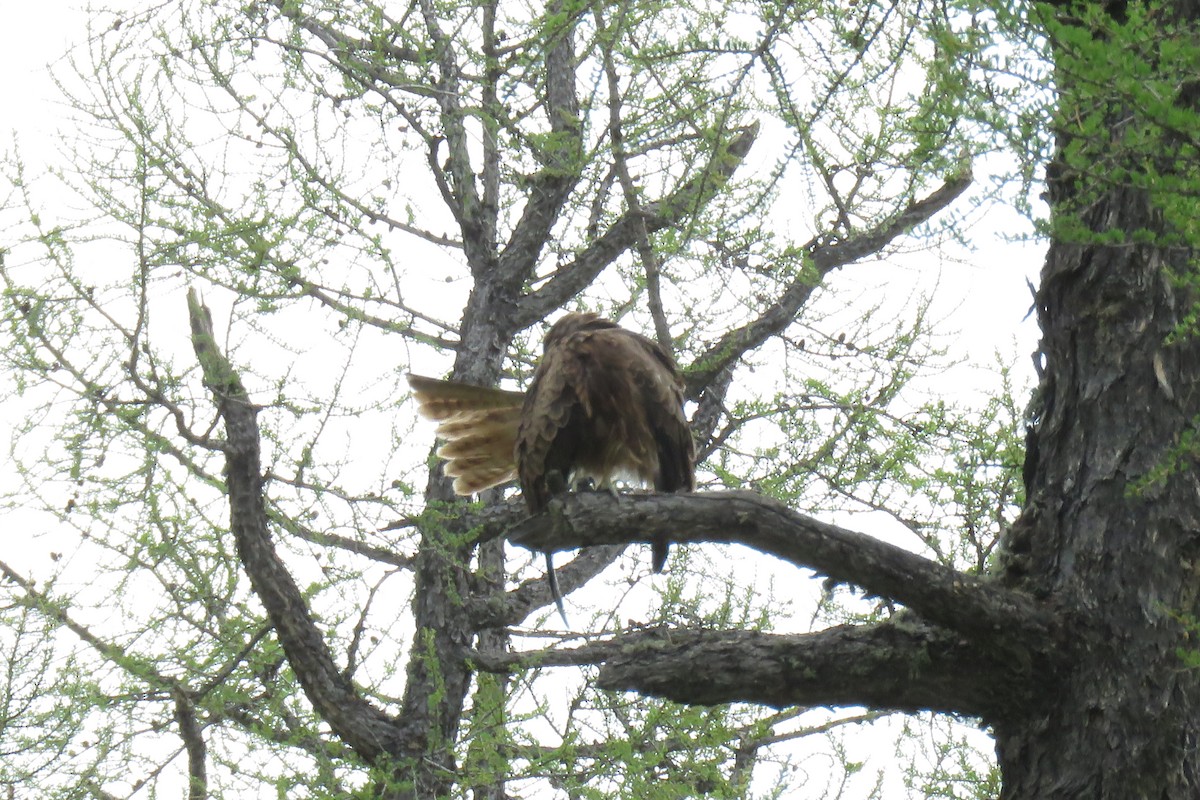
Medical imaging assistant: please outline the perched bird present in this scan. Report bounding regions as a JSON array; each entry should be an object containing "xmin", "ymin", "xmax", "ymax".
[{"xmin": 408, "ymin": 312, "xmax": 697, "ymax": 616}]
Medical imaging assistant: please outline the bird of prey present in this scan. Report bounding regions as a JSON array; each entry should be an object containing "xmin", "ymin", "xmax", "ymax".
[{"xmin": 408, "ymin": 312, "xmax": 696, "ymax": 613}]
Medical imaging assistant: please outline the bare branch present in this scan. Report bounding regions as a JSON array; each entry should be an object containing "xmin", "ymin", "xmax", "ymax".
[
  {"xmin": 468, "ymin": 545, "xmax": 627, "ymax": 629},
  {"xmin": 592, "ymin": 620, "xmax": 1045, "ymax": 721},
  {"xmin": 268, "ymin": 1, "xmax": 424, "ymax": 65},
  {"xmin": 491, "ymin": 1, "xmax": 584, "ymax": 292},
  {"xmin": 595, "ymin": 6, "xmax": 671, "ymax": 349},
  {"xmin": 468, "ymin": 616, "xmax": 1048, "ymax": 721},
  {"xmin": 415, "ymin": 0, "xmax": 490, "ymax": 266},
  {"xmin": 684, "ymin": 167, "xmax": 973, "ymax": 397},
  {"xmin": 273, "ymin": 509, "xmax": 415, "ymax": 569}
]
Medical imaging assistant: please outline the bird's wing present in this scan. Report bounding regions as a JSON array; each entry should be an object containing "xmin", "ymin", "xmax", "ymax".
[
  {"xmin": 515, "ymin": 323, "xmax": 696, "ymax": 508},
  {"xmin": 407, "ymin": 374, "xmax": 524, "ymax": 495},
  {"xmin": 621, "ymin": 332, "xmax": 696, "ymax": 493},
  {"xmin": 515, "ymin": 341, "xmax": 584, "ymax": 512},
  {"xmin": 613, "ymin": 332, "xmax": 695, "ymax": 571}
]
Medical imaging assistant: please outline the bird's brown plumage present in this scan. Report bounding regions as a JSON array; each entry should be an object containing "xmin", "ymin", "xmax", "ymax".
[
  {"xmin": 408, "ymin": 312, "xmax": 696, "ymax": 572},
  {"xmin": 406, "ymin": 374, "xmax": 524, "ymax": 495}
]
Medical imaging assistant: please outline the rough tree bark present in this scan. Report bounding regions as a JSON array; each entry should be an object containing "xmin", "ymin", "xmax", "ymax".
[{"xmin": 992, "ymin": 1, "xmax": 1200, "ymax": 795}]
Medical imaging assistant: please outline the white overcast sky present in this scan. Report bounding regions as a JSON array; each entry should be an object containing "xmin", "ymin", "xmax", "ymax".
[{"xmin": 1, "ymin": 1, "xmax": 80, "ymax": 143}]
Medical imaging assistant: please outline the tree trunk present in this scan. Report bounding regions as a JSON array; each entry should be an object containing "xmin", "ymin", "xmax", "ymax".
[{"xmin": 996, "ymin": 2, "xmax": 1200, "ymax": 795}]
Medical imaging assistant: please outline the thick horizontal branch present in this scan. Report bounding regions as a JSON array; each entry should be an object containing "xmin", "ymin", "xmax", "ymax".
[
  {"xmin": 468, "ymin": 617, "xmax": 1046, "ymax": 721},
  {"xmin": 508, "ymin": 490, "xmax": 1061, "ymax": 649},
  {"xmin": 593, "ymin": 620, "xmax": 1038, "ymax": 721}
]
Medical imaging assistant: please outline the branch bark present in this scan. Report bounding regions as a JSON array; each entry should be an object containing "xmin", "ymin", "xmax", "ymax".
[
  {"xmin": 507, "ymin": 490, "xmax": 1061, "ymax": 648},
  {"xmin": 468, "ymin": 617, "xmax": 1048, "ymax": 722},
  {"xmin": 174, "ymin": 688, "xmax": 208, "ymax": 800},
  {"xmin": 591, "ymin": 620, "xmax": 1042, "ymax": 721}
]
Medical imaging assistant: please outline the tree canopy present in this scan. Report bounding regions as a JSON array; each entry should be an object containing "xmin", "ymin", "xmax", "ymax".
[{"xmin": 9, "ymin": 1, "xmax": 1199, "ymax": 798}]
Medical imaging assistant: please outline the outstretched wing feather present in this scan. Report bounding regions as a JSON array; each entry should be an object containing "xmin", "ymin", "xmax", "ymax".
[
  {"xmin": 408, "ymin": 373, "xmax": 525, "ymax": 420},
  {"xmin": 407, "ymin": 374, "xmax": 523, "ymax": 495}
]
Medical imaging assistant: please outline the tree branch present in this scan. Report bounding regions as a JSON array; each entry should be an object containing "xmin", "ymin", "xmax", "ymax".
[
  {"xmin": 595, "ymin": 5, "xmax": 672, "ymax": 349},
  {"xmin": 468, "ymin": 544, "xmax": 627, "ymax": 629},
  {"xmin": 684, "ymin": 167, "xmax": 973, "ymax": 397},
  {"xmin": 186, "ymin": 290, "xmax": 410, "ymax": 761},
  {"xmin": 173, "ymin": 688, "xmax": 208, "ymax": 800},
  {"xmin": 592, "ymin": 620, "xmax": 1040, "ymax": 721},
  {"xmin": 269, "ymin": 1, "xmax": 424, "ymax": 65},
  {"xmin": 506, "ymin": 490, "xmax": 1060, "ymax": 648},
  {"xmin": 514, "ymin": 122, "xmax": 760, "ymax": 330},
  {"xmin": 491, "ymin": 0, "xmax": 583, "ymax": 293},
  {"xmin": 468, "ymin": 616, "xmax": 1046, "ymax": 721},
  {"xmin": 415, "ymin": 0, "xmax": 490, "ymax": 267}
]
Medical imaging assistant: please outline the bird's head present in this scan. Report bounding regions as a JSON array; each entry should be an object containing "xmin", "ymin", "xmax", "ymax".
[{"xmin": 542, "ymin": 312, "xmax": 617, "ymax": 352}]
